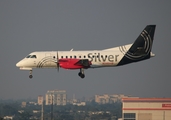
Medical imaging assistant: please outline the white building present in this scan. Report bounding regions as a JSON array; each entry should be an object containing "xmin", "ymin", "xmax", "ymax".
[
  {"xmin": 45, "ymin": 90, "xmax": 66, "ymax": 105},
  {"xmin": 38, "ymin": 95, "xmax": 43, "ymax": 105},
  {"xmin": 4, "ymin": 116, "xmax": 14, "ymax": 120},
  {"xmin": 73, "ymin": 102, "xmax": 86, "ymax": 106},
  {"xmin": 122, "ymin": 98, "xmax": 171, "ymax": 120},
  {"xmin": 95, "ymin": 94, "xmax": 129, "ymax": 104}
]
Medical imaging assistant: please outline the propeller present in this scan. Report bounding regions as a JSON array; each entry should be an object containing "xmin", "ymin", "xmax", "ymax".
[{"xmin": 56, "ymin": 51, "xmax": 60, "ymax": 72}]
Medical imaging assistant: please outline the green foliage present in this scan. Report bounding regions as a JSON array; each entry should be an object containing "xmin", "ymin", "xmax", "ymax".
[
  {"xmin": 0, "ymin": 102, "xmax": 20, "ymax": 116},
  {"xmin": 18, "ymin": 111, "xmax": 31, "ymax": 120},
  {"xmin": 0, "ymin": 100, "xmax": 122, "ymax": 120},
  {"xmin": 43, "ymin": 102, "xmax": 122, "ymax": 119}
]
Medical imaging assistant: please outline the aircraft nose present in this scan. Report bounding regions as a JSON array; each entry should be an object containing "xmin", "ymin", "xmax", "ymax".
[{"xmin": 16, "ymin": 61, "xmax": 22, "ymax": 67}]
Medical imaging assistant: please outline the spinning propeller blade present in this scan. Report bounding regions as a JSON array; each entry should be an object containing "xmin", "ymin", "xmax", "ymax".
[{"xmin": 56, "ymin": 52, "xmax": 59, "ymax": 72}]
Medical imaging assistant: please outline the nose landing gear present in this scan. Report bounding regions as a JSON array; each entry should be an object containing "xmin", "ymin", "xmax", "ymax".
[
  {"xmin": 78, "ymin": 68, "xmax": 85, "ymax": 78},
  {"xmin": 29, "ymin": 70, "xmax": 33, "ymax": 79}
]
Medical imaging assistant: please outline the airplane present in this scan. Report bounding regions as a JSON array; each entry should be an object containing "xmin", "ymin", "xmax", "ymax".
[{"xmin": 16, "ymin": 25, "xmax": 156, "ymax": 79}]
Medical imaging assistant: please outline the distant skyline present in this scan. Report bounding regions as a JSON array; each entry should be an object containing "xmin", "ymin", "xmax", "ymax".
[
  {"xmin": 0, "ymin": 1, "xmax": 171, "ymax": 99},
  {"xmin": 0, "ymin": 92, "xmax": 131, "ymax": 101}
]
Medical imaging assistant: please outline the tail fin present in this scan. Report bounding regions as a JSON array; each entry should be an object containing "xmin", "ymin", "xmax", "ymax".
[{"xmin": 118, "ymin": 25, "xmax": 156, "ymax": 66}]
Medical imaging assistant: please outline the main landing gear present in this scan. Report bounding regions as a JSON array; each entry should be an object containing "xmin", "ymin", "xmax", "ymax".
[
  {"xmin": 28, "ymin": 69, "xmax": 85, "ymax": 79},
  {"xmin": 29, "ymin": 70, "xmax": 33, "ymax": 79},
  {"xmin": 78, "ymin": 68, "xmax": 85, "ymax": 78}
]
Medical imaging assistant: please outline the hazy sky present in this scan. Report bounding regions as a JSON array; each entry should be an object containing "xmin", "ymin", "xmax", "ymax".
[{"xmin": 0, "ymin": 1, "xmax": 171, "ymax": 99}]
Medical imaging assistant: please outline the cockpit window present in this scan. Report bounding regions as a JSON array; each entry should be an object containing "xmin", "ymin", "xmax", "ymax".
[
  {"xmin": 30, "ymin": 55, "xmax": 37, "ymax": 58},
  {"xmin": 26, "ymin": 55, "xmax": 31, "ymax": 58},
  {"xmin": 25, "ymin": 55, "xmax": 37, "ymax": 58}
]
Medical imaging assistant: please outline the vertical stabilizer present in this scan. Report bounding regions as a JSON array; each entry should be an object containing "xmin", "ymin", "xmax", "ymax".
[{"xmin": 118, "ymin": 25, "xmax": 156, "ymax": 66}]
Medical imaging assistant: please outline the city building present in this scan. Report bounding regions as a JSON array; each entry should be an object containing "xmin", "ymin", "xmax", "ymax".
[
  {"xmin": 122, "ymin": 98, "xmax": 171, "ymax": 120},
  {"xmin": 38, "ymin": 95, "xmax": 43, "ymax": 105},
  {"xmin": 45, "ymin": 89, "xmax": 67, "ymax": 105},
  {"xmin": 3, "ymin": 116, "xmax": 14, "ymax": 120},
  {"xmin": 21, "ymin": 101, "xmax": 26, "ymax": 107},
  {"xmin": 95, "ymin": 94, "xmax": 129, "ymax": 104},
  {"xmin": 29, "ymin": 101, "xmax": 37, "ymax": 105},
  {"xmin": 18, "ymin": 110, "xmax": 24, "ymax": 113},
  {"xmin": 33, "ymin": 110, "xmax": 40, "ymax": 113},
  {"xmin": 73, "ymin": 102, "xmax": 86, "ymax": 106}
]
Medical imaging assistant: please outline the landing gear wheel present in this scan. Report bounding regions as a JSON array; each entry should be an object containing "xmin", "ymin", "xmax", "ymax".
[
  {"xmin": 78, "ymin": 72, "xmax": 82, "ymax": 76},
  {"xmin": 29, "ymin": 75, "xmax": 33, "ymax": 79},
  {"xmin": 78, "ymin": 68, "xmax": 85, "ymax": 78},
  {"xmin": 29, "ymin": 70, "xmax": 33, "ymax": 79},
  {"xmin": 80, "ymin": 74, "xmax": 85, "ymax": 78}
]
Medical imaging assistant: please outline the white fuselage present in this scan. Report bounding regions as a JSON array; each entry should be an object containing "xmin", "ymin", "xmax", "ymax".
[{"xmin": 16, "ymin": 44, "xmax": 132, "ymax": 70}]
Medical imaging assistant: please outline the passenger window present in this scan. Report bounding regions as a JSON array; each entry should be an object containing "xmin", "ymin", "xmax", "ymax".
[
  {"xmin": 70, "ymin": 56, "xmax": 72, "ymax": 58},
  {"xmin": 79, "ymin": 56, "xmax": 81, "ymax": 58},
  {"xmin": 61, "ymin": 56, "xmax": 63, "ymax": 58},
  {"xmin": 84, "ymin": 56, "xmax": 86, "ymax": 58},
  {"xmin": 74, "ymin": 56, "xmax": 76, "ymax": 58},
  {"xmin": 66, "ymin": 56, "xmax": 68, "ymax": 58}
]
